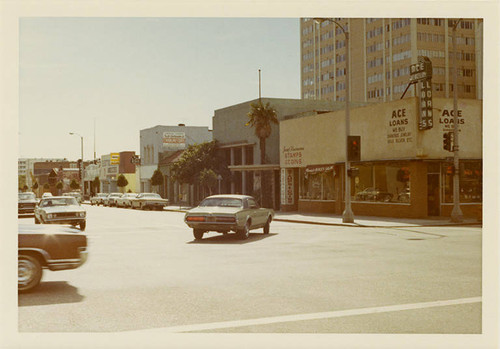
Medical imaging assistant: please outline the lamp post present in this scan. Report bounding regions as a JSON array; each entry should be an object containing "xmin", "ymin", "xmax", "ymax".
[
  {"xmin": 69, "ymin": 132, "xmax": 84, "ymax": 194},
  {"xmin": 450, "ymin": 19, "xmax": 464, "ymax": 222},
  {"xmin": 314, "ymin": 18, "xmax": 354, "ymax": 223}
]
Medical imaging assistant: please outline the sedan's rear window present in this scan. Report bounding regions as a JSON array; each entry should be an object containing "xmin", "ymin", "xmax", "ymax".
[{"xmin": 199, "ymin": 198, "xmax": 242, "ymax": 208}]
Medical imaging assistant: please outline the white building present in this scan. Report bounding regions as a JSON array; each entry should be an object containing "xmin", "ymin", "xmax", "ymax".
[{"xmin": 139, "ymin": 124, "xmax": 212, "ymax": 193}]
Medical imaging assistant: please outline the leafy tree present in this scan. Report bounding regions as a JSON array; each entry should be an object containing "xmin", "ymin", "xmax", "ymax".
[
  {"xmin": 43, "ymin": 183, "xmax": 50, "ymax": 191},
  {"xmin": 151, "ymin": 169, "xmax": 164, "ymax": 193},
  {"xmin": 32, "ymin": 181, "xmax": 38, "ymax": 191},
  {"xmin": 56, "ymin": 181, "xmax": 63, "ymax": 195},
  {"xmin": 93, "ymin": 176, "xmax": 101, "ymax": 193},
  {"xmin": 70, "ymin": 179, "xmax": 79, "ymax": 190},
  {"xmin": 22, "ymin": 185, "xmax": 28, "ymax": 191},
  {"xmin": 117, "ymin": 174, "xmax": 129, "ymax": 193},
  {"xmin": 171, "ymin": 141, "xmax": 229, "ymax": 186},
  {"xmin": 246, "ymin": 100, "xmax": 278, "ymax": 164},
  {"xmin": 199, "ymin": 169, "xmax": 218, "ymax": 195}
]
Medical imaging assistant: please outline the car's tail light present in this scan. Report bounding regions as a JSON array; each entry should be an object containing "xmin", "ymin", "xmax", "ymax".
[{"xmin": 186, "ymin": 216, "xmax": 206, "ymax": 222}]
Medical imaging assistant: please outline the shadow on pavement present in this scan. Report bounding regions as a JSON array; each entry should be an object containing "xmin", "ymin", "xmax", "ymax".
[
  {"xmin": 18, "ymin": 281, "xmax": 84, "ymax": 307},
  {"xmin": 188, "ymin": 233, "xmax": 278, "ymax": 245}
]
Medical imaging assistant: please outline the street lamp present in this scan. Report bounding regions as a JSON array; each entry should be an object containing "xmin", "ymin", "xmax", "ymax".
[
  {"xmin": 314, "ymin": 18, "xmax": 354, "ymax": 223},
  {"xmin": 69, "ymin": 132, "xmax": 84, "ymax": 194},
  {"xmin": 450, "ymin": 19, "xmax": 464, "ymax": 222}
]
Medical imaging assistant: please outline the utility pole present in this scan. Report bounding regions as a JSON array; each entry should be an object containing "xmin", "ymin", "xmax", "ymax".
[{"xmin": 451, "ymin": 19, "xmax": 464, "ymax": 222}]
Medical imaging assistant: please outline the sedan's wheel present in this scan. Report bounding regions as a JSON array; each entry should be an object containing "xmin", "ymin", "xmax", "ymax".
[
  {"xmin": 193, "ymin": 229, "xmax": 204, "ymax": 240},
  {"xmin": 238, "ymin": 221, "xmax": 250, "ymax": 240},
  {"xmin": 263, "ymin": 217, "xmax": 271, "ymax": 234},
  {"xmin": 79, "ymin": 221, "xmax": 86, "ymax": 231},
  {"xmin": 18, "ymin": 255, "xmax": 43, "ymax": 293}
]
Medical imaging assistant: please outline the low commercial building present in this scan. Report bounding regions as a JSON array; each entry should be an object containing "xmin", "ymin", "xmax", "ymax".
[{"xmin": 279, "ymin": 97, "xmax": 482, "ymax": 219}]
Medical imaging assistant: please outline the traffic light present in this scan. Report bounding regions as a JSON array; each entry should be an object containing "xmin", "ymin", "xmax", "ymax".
[
  {"xmin": 77, "ymin": 159, "xmax": 82, "ymax": 180},
  {"xmin": 443, "ymin": 132, "xmax": 453, "ymax": 152},
  {"xmin": 347, "ymin": 136, "xmax": 361, "ymax": 162}
]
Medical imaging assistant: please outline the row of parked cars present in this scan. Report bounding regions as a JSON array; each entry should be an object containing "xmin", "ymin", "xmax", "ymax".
[{"xmin": 90, "ymin": 192, "xmax": 169, "ymax": 210}]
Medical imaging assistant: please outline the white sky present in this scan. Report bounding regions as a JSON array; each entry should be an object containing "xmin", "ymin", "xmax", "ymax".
[{"xmin": 19, "ymin": 17, "xmax": 300, "ymax": 161}]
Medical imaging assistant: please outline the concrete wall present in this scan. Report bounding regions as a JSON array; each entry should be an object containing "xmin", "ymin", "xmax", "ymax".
[
  {"xmin": 280, "ymin": 97, "xmax": 482, "ymax": 167},
  {"xmin": 213, "ymin": 98, "xmax": 348, "ymax": 165},
  {"xmin": 140, "ymin": 125, "xmax": 213, "ymax": 166}
]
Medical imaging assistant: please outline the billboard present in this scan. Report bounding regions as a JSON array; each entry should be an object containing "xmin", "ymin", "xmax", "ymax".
[
  {"xmin": 110, "ymin": 153, "xmax": 120, "ymax": 165},
  {"xmin": 163, "ymin": 132, "xmax": 186, "ymax": 150}
]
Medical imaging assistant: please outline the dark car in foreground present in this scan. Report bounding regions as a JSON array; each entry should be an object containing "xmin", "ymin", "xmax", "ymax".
[
  {"xmin": 18, "ymin": 192, "xmax": 38, "ymax": 215},
  {"xmin": 18, "ymin": 224, "xmax": 88, "ymax": 292},
  {"xmin": 184, "ymin": 195, "xmax": 274, "ymax": 240},
  {"xmin": 34, "ymin": 196, "xmax": 87, "ymax": 230}
]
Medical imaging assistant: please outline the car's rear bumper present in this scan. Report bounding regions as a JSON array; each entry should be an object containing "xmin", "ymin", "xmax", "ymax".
[{"xmin": 185, "ymin": 222, "xmax": 239, "ymax": 232}]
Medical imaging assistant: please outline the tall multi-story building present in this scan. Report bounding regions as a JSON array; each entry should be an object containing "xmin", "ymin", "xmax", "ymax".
[{"xmin": 300, "ymin": 18, "xmax": 483, "ymax": 103}]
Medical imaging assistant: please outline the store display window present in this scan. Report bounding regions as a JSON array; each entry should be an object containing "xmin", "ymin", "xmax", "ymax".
[{"xmin": 352, "ymin": 163, "xmax": 411, "ymax": 203}]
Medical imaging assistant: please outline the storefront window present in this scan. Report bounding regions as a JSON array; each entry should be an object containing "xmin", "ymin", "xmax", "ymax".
[
  {"xmin": 442, "ymin": 161, "xmax": 482, "ymax": 203},
  {"xmin": 299, "ymin": 166, "xmax": 336, "ymax": 200},
  {"xmin": 353, "ymin": 163, "xmax": 410, "ymax": 203}
]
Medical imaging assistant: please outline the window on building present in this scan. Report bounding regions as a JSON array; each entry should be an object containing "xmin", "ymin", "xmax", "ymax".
[
  {"xmin": 299, "ymin": 167, "xmax": 336, "ymax": 200},
  {"xmin": 352, "ymin": 163, "xmax": 411, "ymax": 203},
  {"xmin": 441, "ymin": 162, "xmax": 482, "ymax": 203}
]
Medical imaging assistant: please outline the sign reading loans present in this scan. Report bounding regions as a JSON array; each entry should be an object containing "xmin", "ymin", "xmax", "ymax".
[
  {"xmin": 162, "ymin": 132, "xmax": 186, "ymax": 150},
  {"xmin": 387, "ymin": 108, "xmax": 413, "ymax": 144}
]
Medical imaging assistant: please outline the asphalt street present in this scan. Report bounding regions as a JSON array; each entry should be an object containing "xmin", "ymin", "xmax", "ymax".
[{"xmin": 17, "ymin": 204, "xmax": 483, "ymax": 339}]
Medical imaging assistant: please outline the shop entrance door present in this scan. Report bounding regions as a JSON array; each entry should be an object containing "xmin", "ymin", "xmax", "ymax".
[{"xmin": 427, "ymin": 173, "xmax": 440, "ymax": 216}]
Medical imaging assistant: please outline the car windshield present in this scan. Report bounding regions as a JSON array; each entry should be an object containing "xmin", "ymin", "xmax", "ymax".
[
  {"xmin": 40, "ymin": 197, "xmax": 78, "ymax": 207},
  {"xmin": 18, "ymin": 193, "xmax": 36, "ymax": 200},
  {"xmin": 199, "ymin": 198, "xmax": 242, "ymax": 208}
]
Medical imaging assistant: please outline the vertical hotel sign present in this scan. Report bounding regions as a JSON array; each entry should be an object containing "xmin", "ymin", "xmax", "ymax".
[
  {"xmin": 280, "ymin": 169, "xmax": 294, "ymax": 205},
  {"xmin": 410, "ymin": 56, "xmax": 433, "ymax": 130}
]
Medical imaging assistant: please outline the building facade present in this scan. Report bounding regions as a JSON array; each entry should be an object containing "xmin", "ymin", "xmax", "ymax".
[
  {"xmin": 300, "ymin": 18, "xmax": 483, "ymax": 103},
  {"xmin": 99, "ymin": 151, "xmax": 137, "ymax": 194},
  {"xmin": 18, "ymin": 157, "xmax": 67, "ymax": 190},
  {"xmin": 212, "ymin": 98, "xmax": 364, "ymax": 209},
  {"xmin": 280, "ymin": 97, "xmax": 482, "ymax": 219},
  {"xmin": 139, "ymin": 124, "xmax": 212, "ymax": 193}
]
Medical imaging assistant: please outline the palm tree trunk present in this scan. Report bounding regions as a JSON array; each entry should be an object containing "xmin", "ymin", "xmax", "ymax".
[{"xmin": 260, "ymin": 137, "xmax": 266, "ymax": 164}]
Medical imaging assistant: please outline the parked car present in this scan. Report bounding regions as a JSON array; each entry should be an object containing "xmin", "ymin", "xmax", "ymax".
[
  {"xmin": 90, "ymin": 193, "xmax": 108, "ymax": 206},
  {"xmin": 18, "ymin": 192, "xmax": 38, "ymax": 215},
  {"xmin": 354, "ymin": 188, "xmax": 393, "ymax": 202},
  {"xmin": 63, "ymin": 191, "xmax": 82, "ymax": 204},
  {"xmin": 103, "ymin": 192, "xmax": 123, "ymax": 207},
  {"xmin": 184, "ymin": 195, "xmax": 274, "ymax": 240},
  {"xmin": 115, "ymin": 193, "xmax": 138, "ymax": 208},
  {"xmin": 34, "ymin": 196, "xmax": 87, "ymax": 230},
  {"xmin": 130, "ymin": 193, "xmax": 168, "ymax": 210},
  {"xmin": 18, "ymin": 223, "xmax": 88, "ymax": 292}
]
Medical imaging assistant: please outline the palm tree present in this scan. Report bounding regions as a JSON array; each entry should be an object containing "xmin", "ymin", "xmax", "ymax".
[{"xmin": 246, "ymin": 100, "xmax": 278, "ymax": 164}]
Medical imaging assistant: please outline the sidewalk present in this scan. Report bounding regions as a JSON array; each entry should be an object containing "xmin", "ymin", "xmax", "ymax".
[{"xmin": 162, "ymin": 205, "xmax": 481, "ymax": 228}]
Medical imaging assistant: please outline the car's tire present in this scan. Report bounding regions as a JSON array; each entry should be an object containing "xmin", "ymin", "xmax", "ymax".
[
  {"xmin": 18, "ymin": 254, "xmax": 43, "ymax": 293},
  {"xmin": 79, "ymin": 221, "xmax": 86, "ymax": 231},
  {"xmin": 263, "ymin": 217, "xmax": 271, "ymax": 234},
  {"xmin": 34, "ymin": 216, "xmax": 40, "ymax": 224},
  {"xmin": 238, "ymin": 221, "xmax": 250, "ymax": 240},
  {"xmin": 193, "ymin": 229, "xmax": 204, "ymax": 240}
]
